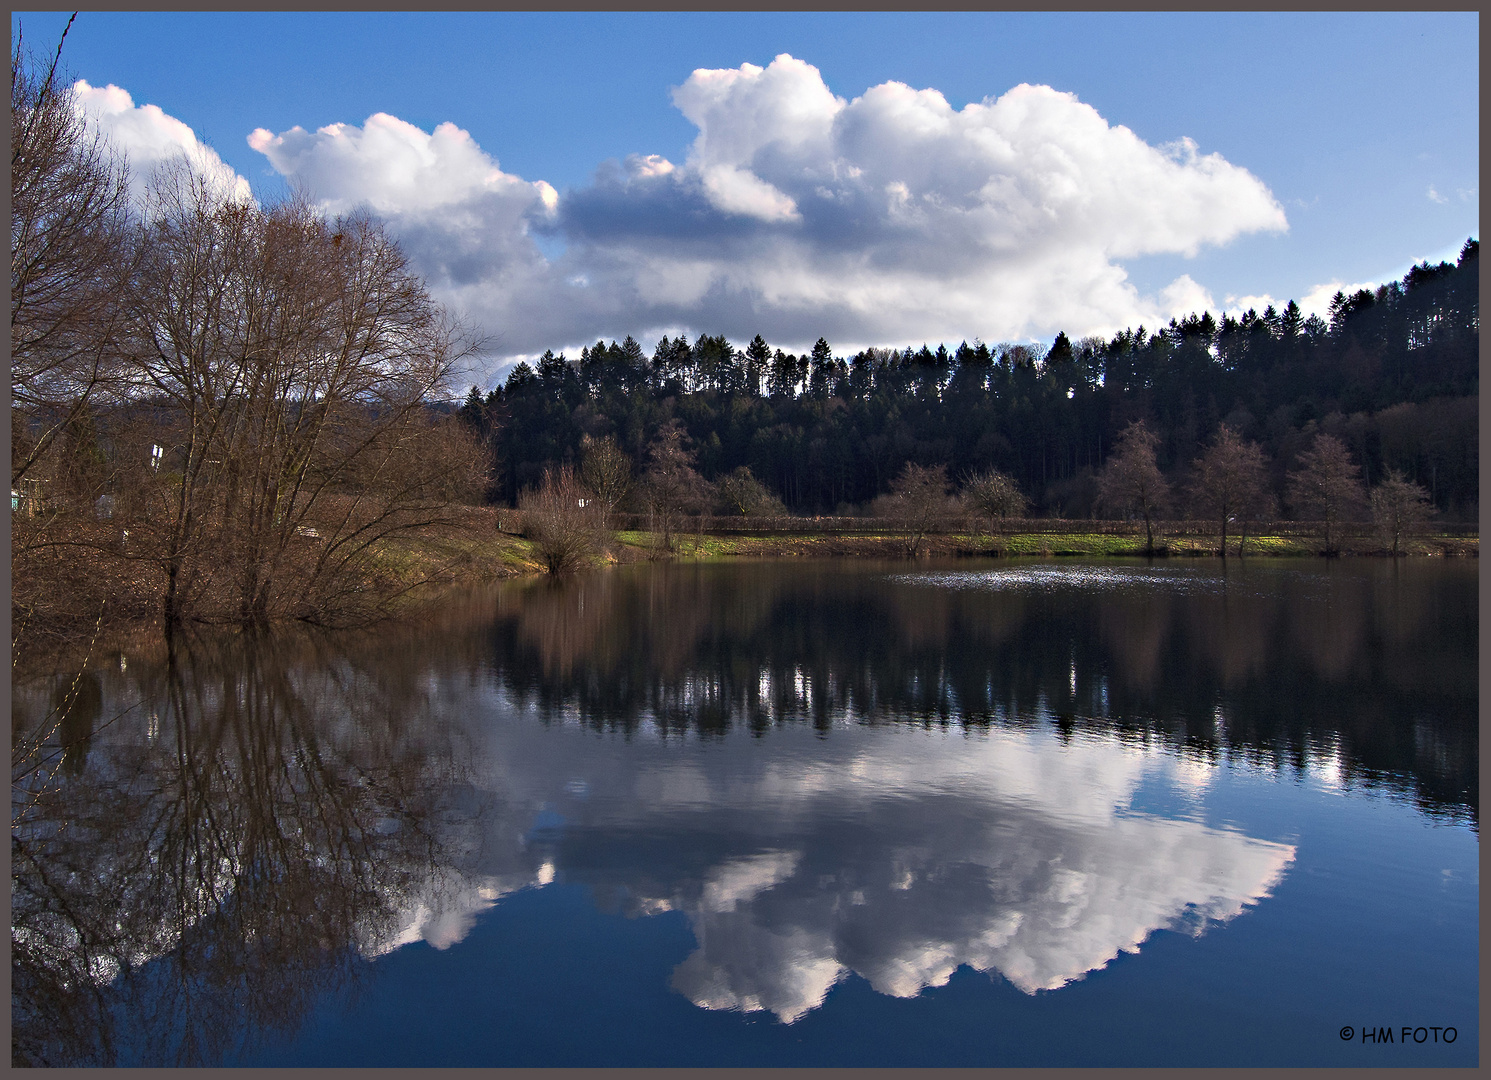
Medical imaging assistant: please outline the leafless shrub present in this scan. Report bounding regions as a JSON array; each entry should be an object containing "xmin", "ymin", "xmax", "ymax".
[
  {"xmin": 715, "ymin": 465, "xmax": 786, "ymax": 516},
  {"xmin": 960, "ymin": 467, "xmax": 1028, "ymax": 524},
  {"xmin": 517, "ymin": 464, "xmax": 606, "ymax": 574}
]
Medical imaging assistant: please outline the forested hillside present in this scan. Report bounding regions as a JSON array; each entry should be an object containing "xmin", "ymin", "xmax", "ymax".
[{"xmin": 461, "ymin": 238, "xmax": 1478, "ymax": 520}]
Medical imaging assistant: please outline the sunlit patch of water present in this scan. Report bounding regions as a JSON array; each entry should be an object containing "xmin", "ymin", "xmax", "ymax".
[{"xmin": 887, "ymin": 564, "xmax": 1225, "ymax": 594}]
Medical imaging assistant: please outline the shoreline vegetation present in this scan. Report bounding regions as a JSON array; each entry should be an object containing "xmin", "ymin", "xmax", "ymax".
[
  {"xmin": 610, "ymin": 525, "xmax": 1480, "ymax": 562},
  {"xmin": 18, "ymin": 507, "xmax": 1475, "ymax": 668}
]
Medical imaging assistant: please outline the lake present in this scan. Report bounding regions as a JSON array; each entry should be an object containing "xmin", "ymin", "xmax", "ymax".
[{"xmin": 11, "ymin": 556, "xmax": 1478, "ymax": 1066}]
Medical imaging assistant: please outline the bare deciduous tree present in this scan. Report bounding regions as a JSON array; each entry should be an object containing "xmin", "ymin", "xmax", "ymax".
[
  {"xmin": 1097, "ymin": 420, "xmax": 1170, "ymax": 554},
  {"xmin": 1286, "ymin": 433, "xmax": 1367, "ymax": 554},
  {"xmin": 639, "ymin": 421, "xmax": 708, "ymax": 553},
  {"xmin": 12, "ymin": 24, "xmax": 490, "ymax": 644},
  {"xmin": 881, "ymin": 462, "xmax": 953, "ymax": 557},
  {"xmin": 119, "ymin": 173, "xmax": 481, "ymax": 625},
  {"xmin": 110, "ymin": 171, "xmax": 482, "ymax": 628},
  {"xmin": 1370, "ymin": 468, "xmax": 1434, "ymax": 556},
  {"xmin": 579, "ymin": 433, "xmax": 632, "ymax": 524},
  {"xmin": 11, "ymin": 21, "xmax": 133, "ymax": 490},
  {"xmin": 1188, "ymin": 424, "xmax": 1275, "ymax": 556}
]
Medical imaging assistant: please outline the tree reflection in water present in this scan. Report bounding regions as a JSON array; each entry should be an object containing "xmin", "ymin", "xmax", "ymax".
[
  {"xmin": 493, "ymin": 560, "xmax": 1476, "ymax": 821},
  {"xmin": 12, "ymin": 626, "xmax": 483, "ymax": 1066}
]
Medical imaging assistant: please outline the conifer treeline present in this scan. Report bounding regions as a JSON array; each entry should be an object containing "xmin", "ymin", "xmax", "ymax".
[{"xmin": 461, "ymin": 239, "xmax": 1478, "ymax": 519}]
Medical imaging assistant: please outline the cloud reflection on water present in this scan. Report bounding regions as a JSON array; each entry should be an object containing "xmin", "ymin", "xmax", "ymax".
[{"xmin": 428, "ymin": 707, "xmax": 1294, "ymax": 1023}]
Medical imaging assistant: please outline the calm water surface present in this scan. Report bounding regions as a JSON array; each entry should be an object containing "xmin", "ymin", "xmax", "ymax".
[{"xmin": 11, "ymin": 557, "xmax": 1478, "ymax": 1066}]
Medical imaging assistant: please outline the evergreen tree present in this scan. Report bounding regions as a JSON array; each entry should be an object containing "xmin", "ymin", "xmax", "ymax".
[{"xmin": 744, "ymin": 334, "xmax": 771, "ymax": 397}]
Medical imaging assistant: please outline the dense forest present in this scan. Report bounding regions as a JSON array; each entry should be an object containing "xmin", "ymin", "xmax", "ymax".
[{"xmin": 461, "ymin": 241, "xmax": 1478, "ymax": 521}]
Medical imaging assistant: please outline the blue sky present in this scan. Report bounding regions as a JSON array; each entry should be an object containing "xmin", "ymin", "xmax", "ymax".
[{"xmin": 13, "ymin": 11, "xmax": 1479, "ymax": 384}]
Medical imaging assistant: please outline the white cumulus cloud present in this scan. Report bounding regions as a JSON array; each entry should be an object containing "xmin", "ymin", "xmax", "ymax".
[
  {"xmin": 108, "ymin": 54, "xmax": 1291, "ymax": 380},
  {"xmin": 72, "ymin": 79, "xmax": 253, "ymax": 206},
  {"xmin": 247, "ymin": 113, "xmax": 561, "ymax": 322},
  {"xmin": 537, "ymin": 56, "xmax": 1286, "ymax": 362},
  {"xmin": 247, "ymin": 114, "xmax": 557, "ymax": 220}
]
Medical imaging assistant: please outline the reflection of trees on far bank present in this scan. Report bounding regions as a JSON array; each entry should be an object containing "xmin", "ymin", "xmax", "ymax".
[
  {"xmin": 10, "ymin": 628, "xmax": 495, "ymax": 1066},
  {"xmin": 484, "ymin": 560, "xmax": 1477, "ymax": 823}
]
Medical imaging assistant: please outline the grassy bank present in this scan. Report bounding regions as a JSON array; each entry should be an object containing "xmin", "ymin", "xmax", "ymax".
[
  {"xmin": 369, "ymin": 510, "xmax": 545, "ymax": 591},
  {"xmin": 606, "ymin": 527, "xmax": 1476, "ymax": 561}
]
